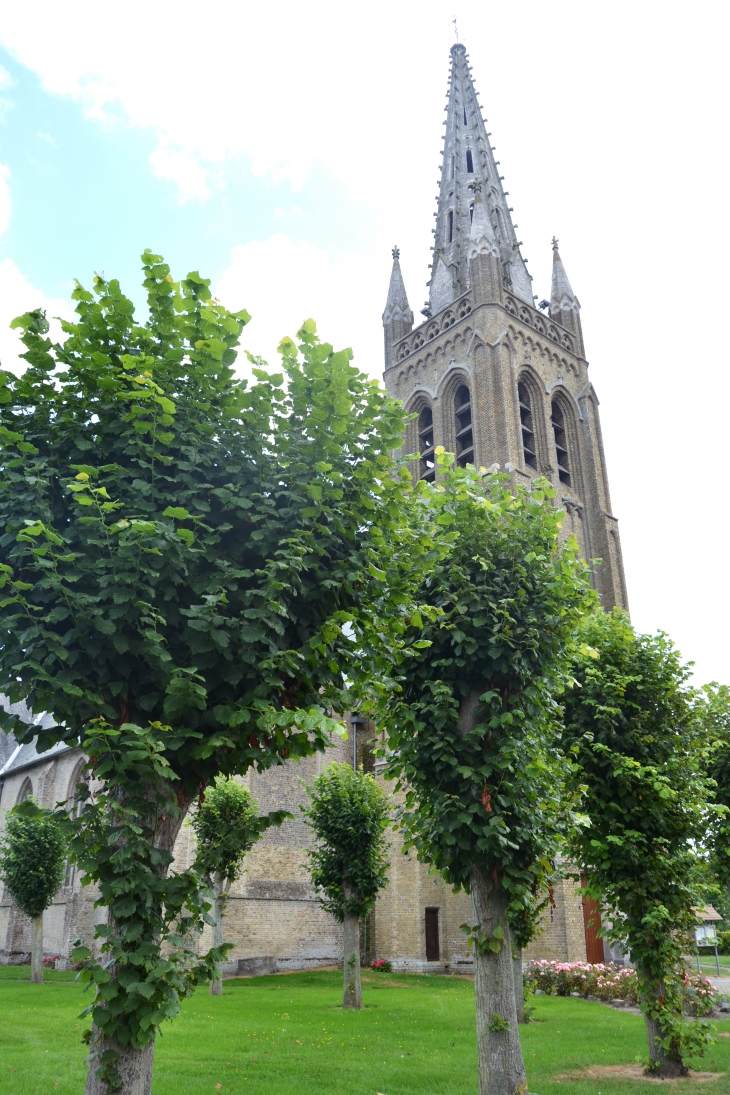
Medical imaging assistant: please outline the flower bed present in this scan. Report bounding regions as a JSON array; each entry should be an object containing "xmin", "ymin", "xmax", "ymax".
[{"xmin": 524, "ymin": 960, "xmax": 722, "ymax": 1017}]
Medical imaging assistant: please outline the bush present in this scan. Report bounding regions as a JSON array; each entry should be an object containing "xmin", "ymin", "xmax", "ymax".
[
  {"xmin": 717, "ymin": 930, "xmax": 730, "ymax": 956},
  {"xmin": 369, "ymin": 959, "xmax": 392, "ymax": 973},
  {"xmin": 524, "ymin": 960, "xmax": 722, "ymax": 1016}
]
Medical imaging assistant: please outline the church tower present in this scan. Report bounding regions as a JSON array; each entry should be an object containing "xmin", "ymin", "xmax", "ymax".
[{"xmin": 383, "ymin": 42, "xmax": 628, "ymax": 610}]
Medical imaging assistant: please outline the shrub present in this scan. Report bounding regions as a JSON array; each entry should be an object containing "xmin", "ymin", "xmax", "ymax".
[
  {"xmin": 524, "ymin": 960, "xmax": 722, "ymax": 1015},
  {"xmin": 369, "ymin": 959, "xmax": 392, "ymax": 973}
]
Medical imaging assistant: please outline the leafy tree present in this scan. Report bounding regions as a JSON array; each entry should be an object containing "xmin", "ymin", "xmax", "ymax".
[
  {"xmin": 0, "ymin": 799, "xmax": 66, "ymax": 983},
  {"xmin": 190, "ymin": 778, "xmax": 286, "ymax": 994},
  {"xmin": 380, "ymin": 454, "xmax": 592, "ymax": 1095},
  {"xmin": 562, "ymin": 608, "xmax": 712, "ymax": 1078},
  {"xmin": 694, "ymin": 682, "xmax": 730, "ymax": 921},
  {"xmin": 0, "ymin": 252, "xmax": 436, "ymax": 1094},
  {"xmin": 303, "ymin": 762, "xmax": 390, "ymax": 1008}
]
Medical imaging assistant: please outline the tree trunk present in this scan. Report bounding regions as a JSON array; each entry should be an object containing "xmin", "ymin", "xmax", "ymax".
[
  {"xmin": 343, "ymin": 908, "xmax": 362, "ymax": 1009},
  {"xmin": 471, "ymin": 864, "xmax": 528, "ymax": 1095},
  {"xmin": 30, "ymin": 914, "xmax": 43, "ymax": 984},
  {"xmin": 209, "ymin": 877, "xmax": 226, "ymax": 996},
  {"xmin": 637, "ymin": 967, "xmax": 688, "ymax": 1079},
  {"xmin": 512, "ymin": 945, "xmax": 525, "ymax": 1024},
  {"xmin": 85, "ymin": 796, "xmax": 193, "ymax": 1095},
  {"xmin": 85, "ymin": 1040, "xmax": 155, "ymax": 1095}
]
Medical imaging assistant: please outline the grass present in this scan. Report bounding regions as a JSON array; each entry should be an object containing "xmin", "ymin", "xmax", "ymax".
[
  {"xmin": 695, "ymin": 956, "xmax": 730, "ymax": 977},
  {"xmin": 1, "ymin": 965, "xmax": 729, "ymax": 1095}
]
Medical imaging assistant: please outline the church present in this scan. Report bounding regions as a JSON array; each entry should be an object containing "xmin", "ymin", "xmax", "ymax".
[{"xmin": 1, "ymin": 43, "xmax": 626, "ymax": 973}]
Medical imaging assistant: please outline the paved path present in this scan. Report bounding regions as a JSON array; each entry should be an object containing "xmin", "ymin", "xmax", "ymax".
[{"xmin": 707, "ymin": 977, "xmax": 730, "ymax": 996}]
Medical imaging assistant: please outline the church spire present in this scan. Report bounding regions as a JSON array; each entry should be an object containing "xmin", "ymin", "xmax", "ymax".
[
  {"xmin": 382, "ymin": 246, "xmax": 413, "ymax": 367},
  {"xmin": 550, "ymin": 237, "xmax": 583, "ymax": 351},
  {"xmin": 429, "ymin": 42, "xmax": 533, "ymax": 313}
]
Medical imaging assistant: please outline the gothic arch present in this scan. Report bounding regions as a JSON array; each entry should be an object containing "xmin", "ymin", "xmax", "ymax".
[
  {"xmin": 16, "ymin": 776, "xmax": 33, "ymax": 805},
  {"xmin": 516, "ymin": 367, "xmax": 548, "ymax": 474},
  {"xmin": 550, "ymin": 387, "xmax": 584, "ymax": 499},
  {"xmin": 439, "ymin": 370, "xmax": 474, "ymax": 464},
  {"xmin": 405, "ymin": 394, "xmax": 436, "ymax": 483}
]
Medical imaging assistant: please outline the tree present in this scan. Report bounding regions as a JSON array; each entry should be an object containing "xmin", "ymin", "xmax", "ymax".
[
  {"xmin": 0, "ymin": 252, "xmax": 436, "ymax": 1094},
  {"xmin": 694, "ymin": 682, "xmax": 730, "ymax": 921},
  {"xmin": 380, "ymin": 455, "xmax": 592, "ymax": 1095},
  {"xmin": 190, "ymin": 778, "xmax": 286, "ymax": 995},
  {"xmin": 0, "ymin": 799, "xmax": 66, "ymax": 983},
  {"xmin": 562, "ymin": 608, "xmax": 712, "ymax": 1078},
  {"xmin": 303, "ymin": 762, "xmax": 390, "ymax": 1008}
]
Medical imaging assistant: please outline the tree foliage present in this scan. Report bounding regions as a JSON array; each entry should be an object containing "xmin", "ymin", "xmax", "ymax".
[
  {"xmin": 694, "ymin": 682, "xmax": 730, "ymax": 918},
  {"xmin": 0, "ymin": 798, "xmax": 66, "ymax": 919},
  {"xmin": 303, "ymin": 762, "xmax": 390, "ymax": 921},
  {"xmin": 0, "ymin": 252, "xmax": 437, "ymax": 1089},
  {"xmin": 191, "ymin": 777, "xmax": 283, "ymax": 887},
  {"xmin": 562, "ymin": 608, "xmax": 712, "ymax": 1073},
  {"xmin": 381, "ymin": 457, "xmax": 593, "ymax": 910}
]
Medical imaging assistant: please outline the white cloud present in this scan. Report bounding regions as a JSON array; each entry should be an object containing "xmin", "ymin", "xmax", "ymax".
[
  {"xmin": 148, "ymin": 142, "xmax": 212, "ymax": 203},
  {"xmin": 215, "ymin": 234, "xmax": 383, "ymax": 376},
  {"xmin": 0, "ymin": 162, "xmax": 11, "ymax": 237}
]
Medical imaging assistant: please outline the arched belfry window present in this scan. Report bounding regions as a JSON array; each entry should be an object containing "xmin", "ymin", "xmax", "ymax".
[
  {"xmin": 418, "ymin": 406, "xmax": 436, "ymax": 483},
  {"xmin": 454, "ymin": 385, "xmax": 474, "ymax": 467},
  {"xmin": 551, "ymin": 399, "xmax": 571, "ymax": 486},
  {"xmin": 466, "ymin": 149, "xmax": 474, "ymax": 173},
  {"xmin": 447, "ymin": 210, "xmax": 454, "ymax": 243},
  {"xmin": 63, "ymin": 762, "xmax": 87, "ymax": 890},
  {"xmin": 518, "ymin": 381, "xmax": 537, "ymax": 471}
]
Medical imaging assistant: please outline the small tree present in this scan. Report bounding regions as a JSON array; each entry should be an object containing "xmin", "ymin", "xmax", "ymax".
[
  {"xmin": 562, "ymin": 608, "xmax": 711, "ymax": 1078},
  {"xmin": 190, "ymin": 778, "xmax": 287, "ymax": 994},
  {"xmin": 0, "ymin": 799, "xmax": 66, "ymax": 983},
  {"xmin": 694, "ymin": 682, "xmax": 730, "ymax": 919},
  {"xmin": 380, "ymin": 456, "xmax": 592, "ymax": 1095},
  {"xmin": 303, "ymin": 762, "xmax": 390, "ymax": 1008},
  {"xmin": 0, "ymin": 253, "xmax": 436, "ymax": 1094}
]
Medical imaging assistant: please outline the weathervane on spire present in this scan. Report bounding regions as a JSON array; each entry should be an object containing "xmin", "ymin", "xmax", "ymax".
[
  {"xmin": 392, "ymin": 245, "xmax": 400, "ymax": 260},
  {"xmin": 551, "ymin": 236, "xmax": 559, "ymax": 251},
  {"xmin": 452, "ymin": 15, "xmax": 459, "ymax": 42}
]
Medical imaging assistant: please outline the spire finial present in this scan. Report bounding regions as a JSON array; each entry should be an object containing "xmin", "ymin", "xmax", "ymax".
[
  {"xmin": 452, "ymin": 15, "xmax": 459, "ymax": 42},
  {"xmin": 392, "ymin": 245, "xmax": 400, "ymax": 260},
  {"xmin": 551, "ymin": 236, "xmax": 559, "ymax": 251}
]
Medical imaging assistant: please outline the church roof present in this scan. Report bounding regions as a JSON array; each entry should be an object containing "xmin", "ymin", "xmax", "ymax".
[{"xmin": 0, "ymin": 695, "xmax": 68, "ymax": 778}]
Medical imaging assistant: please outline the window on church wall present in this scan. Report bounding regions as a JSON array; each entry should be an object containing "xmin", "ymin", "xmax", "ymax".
[
  {"xmin": 17, "ymin": 777, "xmax": 33, "ymax": 805},
  {"xmin": 469, "ymin": 203, "xmax": 474, "ymax": 224},
  {"xmin": 466, "ymin": 148, "xmax": 474, "ymax": 173},
  {"xmin": 418, "ymin": 406, "xmax": 436, "ymax": 483},
  {"xmin": 551, "ymin": 399, "xmax": 571, "ymax": 486},
  {"xmin": 449, "ymin": 154, "xmax": 455, "ymax": 180},
  {"xmin": 447, "ymin": 210, "xmax": 453, "ymax": 243},
  {"xmin": 63, "ymin": 764, "xmax": 87, "ymax": 890},
  {"xmin": 454, "ymin": 384, "xmax": 474, "ymax": 467},
  {"xmin": 518, "ymin": 381, "xmax": 538, "ymax": 471},
  {"xmin": 463, "ymin": 105, "xmax": 468, "ymax": 125}
]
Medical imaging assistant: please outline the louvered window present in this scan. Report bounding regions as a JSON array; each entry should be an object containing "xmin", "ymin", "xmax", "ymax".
[
  {"xmin": 419, "ymin": 406, "xmax": 436, "ymax": 482},
  {"xmin": 466, "ymin": 149, "xmax": 474, "ymax": 173},
  {"xmin": 551, "ymin": 400, "xmax": 571, "ymax": 486},
  {"xmin": 454, "ymin": 384, "xmax": 474, "ymax": 467},
  {"xmin": 518, "ymin": 381, "xmax": 537, "ymax": 470}
]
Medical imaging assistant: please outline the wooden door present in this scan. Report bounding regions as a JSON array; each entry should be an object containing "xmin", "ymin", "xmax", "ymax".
[
  {"xmin": 582, "ymin": 891, "xmax": 604, "ymax": 964},
  {"xmin": 425, "ymin": 907, "xmax": 440, "ymax": 961}
]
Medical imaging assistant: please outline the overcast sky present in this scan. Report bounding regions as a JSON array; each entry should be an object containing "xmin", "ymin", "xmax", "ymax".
[{"xmin": 0, "ymin": 0, "xmax": 728, "ymax": 684}]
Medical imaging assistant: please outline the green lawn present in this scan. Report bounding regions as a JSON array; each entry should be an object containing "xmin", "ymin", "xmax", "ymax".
[{"xmin": 1, "ymin": 965, "xmax": 729, "ymax": 1095}]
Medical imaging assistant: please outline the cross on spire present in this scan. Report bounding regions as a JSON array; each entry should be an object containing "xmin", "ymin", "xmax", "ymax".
[
  {"xmin": 452, "ymin": 15, "xmax": 459, "ymax": 42},
  {"xmin": 551, "ymin": 236, "xmax": 559, "ymax": 251}
]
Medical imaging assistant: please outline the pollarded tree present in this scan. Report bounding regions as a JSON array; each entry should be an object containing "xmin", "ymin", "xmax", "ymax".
[
  {"xmin": 562, "ymin": 608, "xmax": 711, "ymax": 1078},
  {"xmin": 303, "ymin": 762, "xmax": 390, "ymax": 1009},
  {"xmin": 380, "ymin": 454, "xmax": 593, "ymax": 1095},
  {"xmin": 0, "ymin": 253, "xmax": 437, "ymax": 1095},
  {"xmin": 190, "ymin": 778, "xmax": 286, "ymax": 995},
  {"xmin": 694, "ymin": 682, "xmax": 730, "ymax": 919},
  {"xmin": 0, "ymin": 799, "xmax": 66, "ymax": 983}
]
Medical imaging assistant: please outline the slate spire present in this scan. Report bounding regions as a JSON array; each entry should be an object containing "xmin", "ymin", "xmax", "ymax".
[
  {"xmin": 549, "ymin": 237, "xmax": 583, "ymax": 351},
  {"xmin": 429, "ymin": 42, "xmax": 533, "ymax": 313},
  {"xmin": 382, "ymin": 246, "xmax": 414, "ymax": 367}
]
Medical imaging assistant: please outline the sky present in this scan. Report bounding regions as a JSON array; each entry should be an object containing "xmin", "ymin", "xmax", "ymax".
[{"xmin": 0, "ymin": 0, "xmax": 728, "ymax": 683}]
